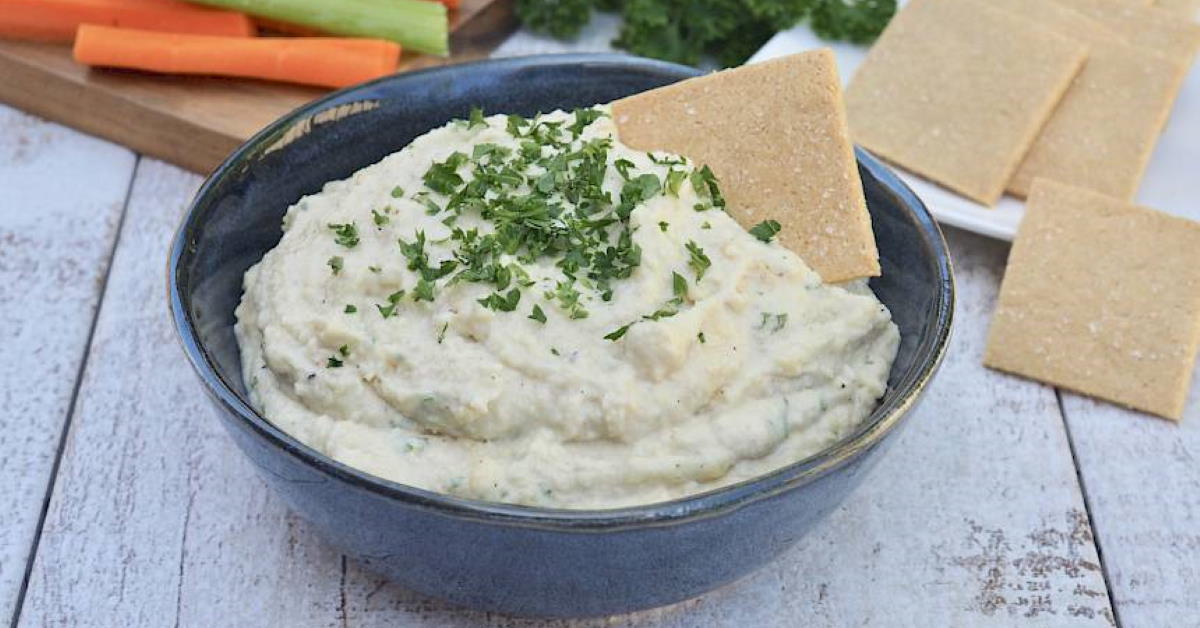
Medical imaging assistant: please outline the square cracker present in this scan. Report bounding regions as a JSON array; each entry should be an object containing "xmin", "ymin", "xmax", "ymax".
[
  {"xmin": 844, "ymin": 0, "xmax": 1087, "ymax": 206},
  {"xmin": 984, "ymin": 179, "xmax": 1200, "ymax": 420},
  {"xmin": 611, "ymin": 49, "xmax": 879, "ymax": 283},
  {"xmin": 1056, "ymin": 0, "xmax": 1200, "ymax": 59},
  {"xmin": 994, "ymin": 0, "xmax": 1191, "ymax": 199}
]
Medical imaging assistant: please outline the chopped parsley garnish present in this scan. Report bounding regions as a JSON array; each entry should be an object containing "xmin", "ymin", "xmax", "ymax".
[
  {"xmin": 376, "ymin": 291, "xmax": 404, "ymax": 318},
  {"xmin": 759, "ymin": 312, "xmax": 788, "ymax": 332},
  {"xmin": 478, "ymin": 288, "xmax": 522, "ymax": 312},
  {"xmin": 326, "ymin": 356, "xmax": 344, "ymax": 368},
  {"xmin": 327, "ymin": 256, "xmax": 344, "ymax": 275},
  {"xmin": 672, "ymin": 271, "xmax": 688, "ymax": 300},
  {"xmin": 414, "ymin": 193, "xmax": 441, "ymax": 215},
  {"xmin": 338, "ymin": 344, "xmax": 350, "ymax": 357},
  {"xmin": 368, "ymin": 265, "xmax": 382, "ymax": 273},
  {"xmin": 550, "ymin": 347, "xmax": 561, "ymax": 356},
  {"xmin": 686, "ymin": 241, "xmax": 711, "ymax": 281},
  {"xmin": 344, "ymin": 304, "xmax": 357, "ymax": 313},
  {"xmin": 701, "ymin": 221, "xmax": 711, "ymax": 230},
  {"xmin": 749, "ymin": 219, "xmax": 782, "ymax": 243},
  {"xmin": 658, "ymin": 221, "xmax": 669, "ymax": 232},
  {"xmin": 690, "ymin": 165, "xmax": 725, "ymax": 209},
  {"xmin": 698, "ymin": 331, "xmax": 706, "ymax": 343},
  {"xmin": 604, "ymin": 323, "xmax": 632, "ymax": 341},
  {"xmin": 569, "ymin": 107, "xmax": 604, "ymax": 137},
  {"xmin": 467, "ymin": 105, "xmax": 486, "ymax": 130},
  {"xmin": 437, "ymin": 322, "xmax": 449, "ymax": 343},
  {"xmin": 328, "ymin": 223, "xmax": 359, "ymax": 248},
  {"xmin": 413, "ymin": 279, "xmax": 436, "ymax": 302},
  {"xmin": 359, "ymin": 110, "xmax": 732, "ymax": 328},
  {"xmin": 390, "ymin": 185, "xmax": 404, "ymax": 198},
  {"xmin": 613, "ymin": 158, "xmax": 636, "ymax": 180},
  {"xmin": 423, "ymin": 152, "xmax": 468, "ymax": 196},
  {"xmin": 665, "ymin": 169, "xmax": 687, "ymax": 196}
]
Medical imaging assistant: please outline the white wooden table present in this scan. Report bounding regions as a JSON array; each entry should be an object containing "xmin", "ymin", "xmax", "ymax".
[{"xmin": 3, "ymin": 23, "xmax": 1198, "ymax": 628}]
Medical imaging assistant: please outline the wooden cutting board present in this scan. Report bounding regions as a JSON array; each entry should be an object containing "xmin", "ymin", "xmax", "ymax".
[{"xmin": 0, "ymin": 0, "xmax": 516, "ymax": 173}]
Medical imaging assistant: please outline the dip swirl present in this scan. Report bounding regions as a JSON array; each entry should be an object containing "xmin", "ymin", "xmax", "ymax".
[{"xmin": 235, "ymin": 107, "xmax": 900, "ymax": 509}]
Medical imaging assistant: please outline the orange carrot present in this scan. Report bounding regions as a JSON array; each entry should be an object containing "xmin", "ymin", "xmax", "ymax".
[
  {"xmin": 73, "ymin": 24, "xmax": 402, "ymax": 89},
  {"xmin": 0, "ymin": 0, "xmax": 254, "ymax": 42}
]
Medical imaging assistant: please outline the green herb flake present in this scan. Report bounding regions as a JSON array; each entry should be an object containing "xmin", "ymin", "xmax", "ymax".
[
  {"xmin": 390, "ymin": 185, "xmax": 404, "ymax": 198},
  {"xmin": 690, "ymin": 165, "xmax": 725, "ymax": 209},
  {"xmin": 665, "ymin": 169, "xmax": 687, "ymax": 196},
  {"xmin": 749, "ymin": 219, "xmax": 782, "ymax": 243},
  {"xmin": 698, "ymin": 331, "xmax": 706, "ymax": 344},
  {"xmin": 672, "ymin": 271, "xmax": 688, "ymax": 300},
  {"xmin": 372, "ymin": 209, "xmax": 390, "ymax": 226},
  {"xmin": 437, "ymin": 322, "xmax": 449, "ymax": 344},
  {"xmin": 368, "ymin": 265, "xmax": 382, "ymax": 274},
  {"xmin": 528, "ymin": 304, "xmax": 547, "ymax": 324},
  {"xmin": 467, "ymin": 105, "xmax": 486, "ymax": 130},
  {"xmin": 413, "ymin": 279, "xmax": 436, "ymax": 302},
  {"xmin": 686, "ymin": 240, "xmax": 711, "ymax": 281},
  {"xmin": 759, "ymin": 312, "xmax": 788, "ymax": 333},
  {"xmin": 604, "ymin": 323, "xmax": 633, "ymax": 341},
  {"xmin": 326, "ymin": 356, "xmax": 344, "ymax": 368},
  {"xmin": 478, "ymin": 288, "xmax": 522, "ymax": 312},
  {"xmin": 658, "ymin": 221, "xmax": 669, "ymax": 232},
  {"xmin": 327, "ymin": 256, "xmax": 344, "ymax": 275},
  {"xmin": 376, "ymin": 303, "xmax": 397, "ymax": 319},
  {"xmin": 423, "ymin": 152, "xmax": 468, "ymax": 196},
  {"xmin": 344, "ymin": 304, "xmax": 357, "ymax": 313},
  {"xmin": 338, "ymin": 344, "xmax": 350, "ymax": 357},
  {"xmin": 328, "ymin": 223, "xmax": 359, "ymax": 248}
]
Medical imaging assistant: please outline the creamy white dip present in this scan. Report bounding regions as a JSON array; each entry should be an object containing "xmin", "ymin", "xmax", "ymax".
[{"xmin": 235, "ymin": 107, "xmax": 899, "ymax": 509}]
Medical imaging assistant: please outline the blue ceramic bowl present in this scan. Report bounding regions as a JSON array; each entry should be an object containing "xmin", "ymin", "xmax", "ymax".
[{"xmin": 169, "ymin": 54, "xmax": 954, "ymax": 618}]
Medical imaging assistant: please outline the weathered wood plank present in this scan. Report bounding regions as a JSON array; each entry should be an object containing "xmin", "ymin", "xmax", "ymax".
[
  {"xmin": 16, "ymin": 160, "xmax": 343, "ymax": 627},
  {"xmin": 0, "ymin": 104, "xmax": 134, "ymax": 622},
  {"xmin": 1061, "ymin": 374, "xmax": 1200, "ymax": 626},
  {"xmin": 337, "ymin": 229, "xmax": 1116, "ymax": 626}
]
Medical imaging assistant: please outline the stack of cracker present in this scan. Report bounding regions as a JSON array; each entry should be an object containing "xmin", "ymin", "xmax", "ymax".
[
  {"xmin": 844, "ymin": 0, "xmax": 1200, "ymax": 420},
  {"xmin": 845, "ymin": 0, "xmax": 1199, "ymax": 205}
]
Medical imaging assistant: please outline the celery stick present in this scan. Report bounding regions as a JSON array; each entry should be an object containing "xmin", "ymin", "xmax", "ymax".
[{"xmin": 191, "ymin": 0, "xmax": 448, "ymax": 56}]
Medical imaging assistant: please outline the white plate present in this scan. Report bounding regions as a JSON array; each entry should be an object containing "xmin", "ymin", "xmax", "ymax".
[{"xmin": 750, "ymin": 11, "xmax": 1200, "ymax": 241}]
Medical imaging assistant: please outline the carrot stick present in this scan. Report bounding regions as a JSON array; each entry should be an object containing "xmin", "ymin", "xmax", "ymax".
[
  {"xmin": 73, "ymin": 24, "xmax": 401, "ymax": 89},
  {"xmin": 0, "ymin": 0, "xmax": 255, "ymax": 42}
]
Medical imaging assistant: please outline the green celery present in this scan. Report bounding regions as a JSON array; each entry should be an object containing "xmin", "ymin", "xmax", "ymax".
[{"xmin": 192, "ymin": 0, "xmax": 448, "ymax": 56}]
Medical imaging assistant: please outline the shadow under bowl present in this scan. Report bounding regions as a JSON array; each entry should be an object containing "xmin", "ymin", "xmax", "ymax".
[{"xmin": 168, "ymin": 53, "xmax": 954, "ymax": 618}]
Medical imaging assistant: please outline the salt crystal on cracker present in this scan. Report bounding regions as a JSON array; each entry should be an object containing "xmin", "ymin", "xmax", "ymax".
[
  {"xmin": 984, "ymin": 179, "xmax": 1200, "ymax": 421},
  {"xmin": 612, "ymin": 49, "xmax": 879, "ymax": 283}
]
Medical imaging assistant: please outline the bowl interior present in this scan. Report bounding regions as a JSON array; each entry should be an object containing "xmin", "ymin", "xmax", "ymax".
[{"xmin": 172, "ymin": 54, "xmax": 952, "ymax": 514}]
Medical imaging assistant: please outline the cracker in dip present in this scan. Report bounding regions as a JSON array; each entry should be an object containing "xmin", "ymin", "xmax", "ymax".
[{"xmin": 235, "ymin": 107, "xmax": 900, "ymax": 509}]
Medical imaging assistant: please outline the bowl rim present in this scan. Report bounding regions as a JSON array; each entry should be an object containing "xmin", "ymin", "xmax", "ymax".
[{"xmin": 168, "ymin": 53, "xmax": 955, "ymax": 531}]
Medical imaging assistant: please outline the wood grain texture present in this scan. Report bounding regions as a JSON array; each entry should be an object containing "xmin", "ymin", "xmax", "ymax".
[
  {"xmin": 1061, "ymin": 374, "xmax": 1200, "ymax": 626},
  {"xmin": 0, "ymin": 104, "xmax": 135, "ymax": 622},
  {"xmin": 0, "ymin": 0, "xmax": 515, "ymax": 174},
  {"xmin": 15, "ymin": 160, "xmax": 346, "ymax": 627}
]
